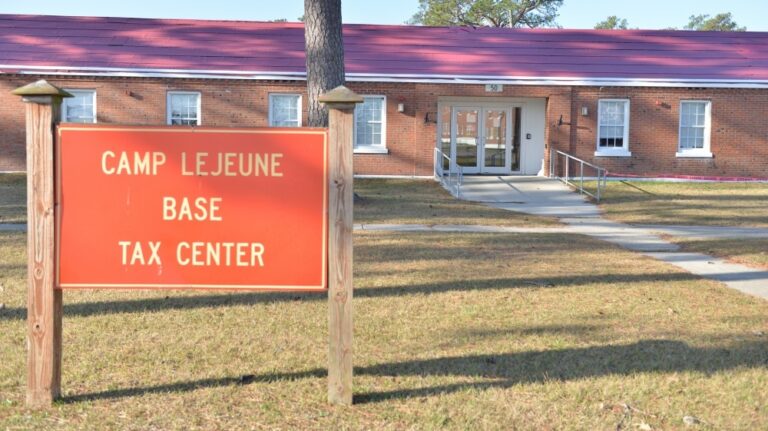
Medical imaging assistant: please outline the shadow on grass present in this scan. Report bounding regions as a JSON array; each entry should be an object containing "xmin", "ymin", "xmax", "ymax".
[
  {"xmin": 0, "ymin": 263, "xmax": 24, "ymax": 272},
  {"xmin": 618, "ymin": 181, "xmax": 657, "ymax": 196},
  {"xmin": 456, "ymin": 324, "xmax": 605, "ymax": 339},
  {"xmin": 61, "ymin": 339, "xmax": 768, "ymax": 404},
  {"xmin": 0, "ymin": 272, "xmax": 702, "ymax": 321},
  {"xmin": 354, "ymin": 339, "xmax": 768, "ymax": 403}
]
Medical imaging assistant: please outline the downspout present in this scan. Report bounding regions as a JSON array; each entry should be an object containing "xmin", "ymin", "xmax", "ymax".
[{"xmin": 569, "ymin": 86, "xmax": 578, "ymax": 155}]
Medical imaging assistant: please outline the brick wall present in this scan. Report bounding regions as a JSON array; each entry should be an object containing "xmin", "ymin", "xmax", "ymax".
[
  {"xmin": 1, "ymin": 74, "xmax": 767, "ymax": 177},
  {"xmin": 564, "ymin": 87, "xmax": 768, "ymax": 178}
]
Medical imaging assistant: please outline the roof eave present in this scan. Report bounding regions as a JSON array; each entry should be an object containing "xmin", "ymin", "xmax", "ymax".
[{"xmin": 3, "ymin": 65, "xmax": 768, "ymax": 89}]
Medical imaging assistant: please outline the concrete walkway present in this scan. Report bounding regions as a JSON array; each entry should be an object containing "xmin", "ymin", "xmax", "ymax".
[
  {"xmin": 646, "ymin": 252, "xmax": 768, "ymax": 300},
  {"xmin": 0, "ymin": 224, "xmax": 25, "ymax": 232},
  {"xmin": 635, "ymin": 224, "xmax": 768, "ymax": 240},
  {"xmin": 459, "ymin": 176, "xmax": 601, "ymax": 218},
  {"xmin": 355, "ymin": 223, "xmax": 569, "ymax": 234},
  {"xmin": 451, "ymin": 176, "xmax": 768, "ymax": 300}
]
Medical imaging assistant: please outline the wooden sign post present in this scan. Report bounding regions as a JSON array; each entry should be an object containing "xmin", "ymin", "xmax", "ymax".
[
  {"xmin": 320, "ymin": 87, "xmax": 362, "ymax": 406},
  {"xmin": 12, "ymin": 80, "xmax": 72, "ymax": 408},
  {"xmin": 14, "ymin": 80, "xmax": 362, "ymax": 408}
]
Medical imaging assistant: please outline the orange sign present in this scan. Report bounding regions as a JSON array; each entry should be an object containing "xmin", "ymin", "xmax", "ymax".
[{"xmin": 56, "ymin": 125, "xmax": 327, "ymax": 291}]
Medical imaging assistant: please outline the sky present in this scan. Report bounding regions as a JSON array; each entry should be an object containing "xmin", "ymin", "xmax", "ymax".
[{"xmin": 1, "ymin": 0, "xmax": 766, "ymax": 31}]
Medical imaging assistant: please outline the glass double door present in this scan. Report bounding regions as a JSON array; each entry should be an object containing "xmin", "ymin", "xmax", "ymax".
[{"xmin": 452, "ymin": 106, "xmax": 519, "ymax": 174}]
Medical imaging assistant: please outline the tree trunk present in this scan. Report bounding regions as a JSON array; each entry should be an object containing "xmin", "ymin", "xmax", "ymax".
[{"xmin": 304, "ymin": 0, "xmax": 345, "ymax": 127}]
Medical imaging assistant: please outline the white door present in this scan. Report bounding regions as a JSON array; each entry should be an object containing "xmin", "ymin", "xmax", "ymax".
[{"xmin": 451, "ymin": 106, "xmax": 514, "ymax": 174}]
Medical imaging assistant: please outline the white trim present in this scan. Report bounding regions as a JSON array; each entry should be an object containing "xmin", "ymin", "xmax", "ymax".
[
  {"xmin": 268, "ymin": 93, "xmax": 302, "ymax": 127},
  {"xmin": 348, "ymin": 72, "xmax": 768, "ymax": 85},
  {"xmin": 677, "ymin": 100, "xmax": 712, "ymax": 157},
  {"xmin": 439, "ymin": 96, "xmax": 546, "ymax": 104},
  {"xmin": 5, "ymin": 64, "xmax": 768, "ymax": 88},
  {"xmin": 62, "ymin": 89, "xmax": 97, "ymax": 123},
  {"xmin": 604, "ymin": 177, "xmax": 768, "ymax": 183},
  {"xmin": 675, "ymin": 151, "xmax": 713, "ymax": 158},
  {"xmin": 0, "ymin": 64, "xmax": 307, "ymax": 76},
  {"xmin": 59, "ymin": 283, "xmax": 325, "ymax": 290},
  {"xmin": 594, "ymin": 150, "xmax": 632, "ymax": 157},
  {"xmin": 435, "ymin": 102, "xmax": 449, "ymax": 177},
  {"xmin": 166, "ymin": 91, "xmax": 202, "ymax": 126},
  {"xmin": 597, "ymin": 99, "xmax": 630, "ymax": 155},
  {"xmin": 350, "ymin": 75, "xmax": 768, "ymax": 89},
  {"xmin": 354, "ymin": 174, "xmax": 433, "ymax": 179},
  {"xmin": 354, "ymin": 147, "xmax": 389, "ymax": 154},
  {"xmin": 354, "ymin": 95, "xmax": 387, "ymax": 150},
  {"xmin": 556, "ymin": 176, "xmax": 767, "ymax": 183}
]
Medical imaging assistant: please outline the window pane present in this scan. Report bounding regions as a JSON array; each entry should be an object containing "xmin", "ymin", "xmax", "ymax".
[
  {"xmin": 356, "ymin": 130, "xmax": 366, "ymax": 146},
  {"xmin": 600, "ymin": 101, "xmax": 625, "ymax": 127},
  {"xmin": 679, "ymin": 102, "xmax": 709, "ymax": 152},
  {"xmin": 169, "ymin": 93, "xmax": 200, "ymax": 125},
  {"xmin": 613, "ymin": 105, "xmax": 624, "ymax": 124},
  {"xmin": 354, "ymin": 96, "xmax": 385, "ymax": 148},
  {"xmin": 63, "ymin": 90, "xmax": 96, "ymax": 123},
  {"xmin": 270, "ymin": 95, "xmax": 300, "ymax": 127},
  {"xmin": 598, "ymin": 101, "xmax": 627, "ymax": 148},
  {"xmin": 681, "ymin": 111, "xmax": 691, "ymax": 127}
]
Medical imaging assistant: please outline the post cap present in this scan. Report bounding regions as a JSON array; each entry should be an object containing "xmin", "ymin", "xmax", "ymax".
[
  {"xmin": 12, "ymin": 79, "xmax": 72, "ymax": 98},
  {"xmin": 319, "ymin": 85, "xmax": 363, "ymax": 105}
]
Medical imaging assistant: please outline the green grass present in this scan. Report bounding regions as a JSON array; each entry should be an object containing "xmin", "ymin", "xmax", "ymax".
[
  {"xmin": 355, "ymin": 179, "xmax": 559, "ymax": 227},
  {"xmin": 0, "ymin": 174, "xmax": 25, "ymax": 223},
  {"xmin": 593, "ymin": 181, "xmax": 768, "ymax": 227},
  {"xmin": 671, "ymin": 238, "xmax": 768, "ymax": 270},
  {"xmin": 1, "ymin": 230, "xmax": 767, "ymax": 429}
]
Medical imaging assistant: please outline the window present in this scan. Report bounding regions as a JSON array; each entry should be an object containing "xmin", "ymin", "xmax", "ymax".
[
  {"xmin": 596, "ymin": 99, "xmax": 630, "ymax": 156},
  {"xmin": 678, "ymin": 101, "xmax": 712, "ymax": 158},
  {"xmin": 354, "ymin": 95, "xmax": 387, "ymax": 153},
  {"xmin": 167, "ymin": 91, "xmax": 201, "ymax": 125},
  {"xmin": 269, "ymin": 94, "xmax": 302, "ymax": 127},
  {"xmin": 62, "ymin": 90, "xmax": 96, "ymax": 123}
]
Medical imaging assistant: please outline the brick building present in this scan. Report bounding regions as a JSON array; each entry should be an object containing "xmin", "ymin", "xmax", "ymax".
[{"xmin": 1, "ymin": 14, "xmax": 767, "ymax": 178}]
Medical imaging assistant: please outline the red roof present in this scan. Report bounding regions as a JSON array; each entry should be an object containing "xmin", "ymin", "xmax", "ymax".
[{"xmin": 1, "ymin": 14, "xmax": 768, "ymax": 86}]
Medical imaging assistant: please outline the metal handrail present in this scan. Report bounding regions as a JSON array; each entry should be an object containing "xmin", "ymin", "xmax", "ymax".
[
  {"xmin": 434, "ymin": 147, "xmax": 463, "ymax": 198},
  {"xmin": 549, "ymin": 149, "xmax": 607, "ymax": 201}
]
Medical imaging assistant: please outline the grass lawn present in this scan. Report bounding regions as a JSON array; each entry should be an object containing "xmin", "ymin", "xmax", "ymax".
[
  {"xmin": 670, "ymin": 238, "xmax": 768, "ymax": 270},
  {"xmin": 1, "ymin": 230, "xmax": 767, "ymax": 429},
  {"xmin": 594, "ymin": 181, "xmax": 768, "ymax": 228},
  {"xmin": 0, "ymin": 174, "xmax": 25, "ymax": 224},
  {"xmin": 354, "ymin": 179, "xmax": 559, "ymax": 227}
]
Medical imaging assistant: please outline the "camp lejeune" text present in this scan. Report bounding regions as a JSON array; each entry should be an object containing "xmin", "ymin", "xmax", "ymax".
[{"xmin": 100, "ymin": 150, "xmax": 284, "ymax": 177}]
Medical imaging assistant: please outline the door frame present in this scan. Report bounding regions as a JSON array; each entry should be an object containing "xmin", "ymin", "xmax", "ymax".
[{"xmin": 441, "ymin": 101, "xmax": 523, "ymax": 175}]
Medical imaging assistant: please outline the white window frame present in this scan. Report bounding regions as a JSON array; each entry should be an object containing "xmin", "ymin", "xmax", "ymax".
[
  {"xmin": 166, "ymin": 91, "xmax": 201, "ymax": 126},
  {"xmin": 268, "ymin": 93, "xmax": 302, "ymax": 127},
  {"xmin": 595, "ymin": 99, "xmax": 631, "ymax": 157},
  {"xmin": 677, "ymin": 100, "xmax": 713, "ymax": 158},
  {"xmin": 353, "ymin": 95, "xmax": 388, "ymax": 154},
  {"xmin": 62, "ymin": 89, "xmax": 97, "ymax": 123}
]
